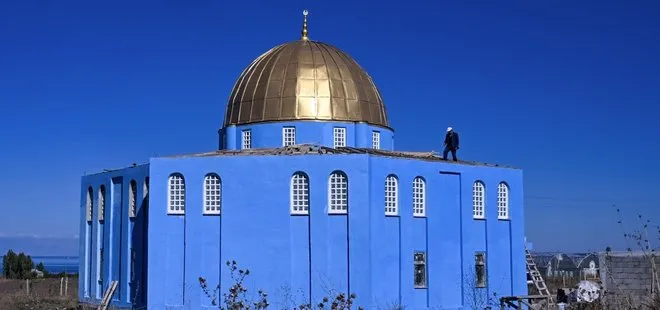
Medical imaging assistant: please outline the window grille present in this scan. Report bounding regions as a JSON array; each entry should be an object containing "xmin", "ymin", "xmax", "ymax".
[{"xmin": 328, "ymin": 172, "xmax": 348, "ymax": 214}]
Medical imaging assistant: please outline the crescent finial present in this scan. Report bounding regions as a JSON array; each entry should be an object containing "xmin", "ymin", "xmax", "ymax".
[{"xmin": 301, "ymin": 10, "xmax": 309, "ymax": 40}]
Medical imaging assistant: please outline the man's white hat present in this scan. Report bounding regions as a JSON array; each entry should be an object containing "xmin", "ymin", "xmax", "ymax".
[{"xmin": 447, "ymin": 127, "xmax": 453, "ymax": 132}]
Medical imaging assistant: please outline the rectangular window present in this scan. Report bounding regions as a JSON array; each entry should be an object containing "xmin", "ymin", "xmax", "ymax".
[
  {"xmin": 130, "ymin": 248, "xmax": 136, "ymax": 282},
  {"xmin": 242, "ymin": 130, "xmax": 252, "ymax": 149},
  {"xmin": 96, "ymin": 224, "xmax": 104, "ymax": 299},
  {"xmin": 85, "ymin": 224, "xmax": 92, "ymax": 297},
  {"xmin": 99, "ymin": 247, "xmax": 104, "ymax": 283},
  {"xmin": 333, "ymin": 127, "xmax": 346, "ymax": 148},
  {"xmin": 282, "ymin": 127, "xmax": 296, "ymax": 146},
  {"xmin": 372, "ymin": 131, "xmax": 380, "ymax": 149},
  {"xmin": 414, "ymin": 252, "xmax": 427, "ymax": 288},
  {"xmin": 475, "ymin": 252, "xmax": 487, "ymax": 288}
]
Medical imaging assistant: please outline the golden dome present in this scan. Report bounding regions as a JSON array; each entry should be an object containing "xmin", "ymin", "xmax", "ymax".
[{"xmin": 223, "ymin": 31, "xmax": 389, "ymax": 128}]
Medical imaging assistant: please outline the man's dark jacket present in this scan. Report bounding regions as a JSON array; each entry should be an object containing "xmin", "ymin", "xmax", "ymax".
[{"xmin": 444, "ymin": 131, "xmax": 459, "ymax": 149}]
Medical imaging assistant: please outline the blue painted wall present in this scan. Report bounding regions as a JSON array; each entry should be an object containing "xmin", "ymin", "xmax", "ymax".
[
  {"xmin": 78, "ymin": 164, "xmax": 149, "ymax": 309},
  {"xmin": 77, "ymin": 149, "xmax": 526, "ymax": 310},
  {"xmin": 139, "ymin": 153, "xmax": 526, "ymax": 310},
  {"xmin": 221, "ymin": 120, "xmax": 394, "ymax": 150}
]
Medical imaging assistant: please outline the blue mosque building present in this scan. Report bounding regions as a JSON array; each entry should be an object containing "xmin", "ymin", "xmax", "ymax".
[{"xmin": 78, "ymin": 12, "xmax": 527, "ymax": 310}]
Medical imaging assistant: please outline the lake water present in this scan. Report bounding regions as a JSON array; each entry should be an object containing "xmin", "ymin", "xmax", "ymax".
[{"xmin": 1, "ymin": 256, "xmax": 78, "ymax": 274}]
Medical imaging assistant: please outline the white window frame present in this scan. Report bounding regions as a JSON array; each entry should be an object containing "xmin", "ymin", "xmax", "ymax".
[
  {"xmin": 167, "ymin": 173, "xmax": 186, "ymax": 215},
  {"xmin": 372, "ymin": 131, "xmax": 380, "ymax": 149},
  {"xmin": 203, "ymin": 174, "xmax": 221, "ymax": 215},
  {"xmin": 472, "ymin": 181, "xmax": 485, "ymax": 219},
  {"xmin": 328, "ymin": 172, "xmax": 348, "ymax": 214},
  {"xmin": 290, "ymin": 173, "xmax": 310, "ymax": 215},
  {"xmin": 384, "ymin": 175, "xmax": 398, "ymax": 216},
  {"xmin": 412, "ymin": 177, "xmax": 426, "ymax": 217},
  {"xmin": 98, "ymin": 186, "xmax": 106, "ymax": 221},
  {"xmin": 333, "ymin": 127, "xmax": 346, "ymax": 148},
  {"xmin": 497, "ymin": 182, "xmax": 509, "ymax": 220},
  {"xmin": 129, "ymin": 180, "xmax": 137, "ymax": 218},
  {"xmin": 86, "ymin": 187, "xmax": 93, "ymax": 222},
  {"xmin": 282, "ymin": 127, "xmax": 296, "ymax": 146},
  {"xmin": 242, "ymin": 129, "xmax": 252, "ymax": 150}
]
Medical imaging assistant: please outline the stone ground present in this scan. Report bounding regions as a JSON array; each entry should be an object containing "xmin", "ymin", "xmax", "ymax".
[{"xmin": 0, "ymin": 277, "xmax": 78, "ymax": 310}]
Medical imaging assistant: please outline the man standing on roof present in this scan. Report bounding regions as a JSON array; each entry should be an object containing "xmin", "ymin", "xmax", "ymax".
[{"xmin": 443, "ymin": 127, "xmax": 459, "ymax": 161}]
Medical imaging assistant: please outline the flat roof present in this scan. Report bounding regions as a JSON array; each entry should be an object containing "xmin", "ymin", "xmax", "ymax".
[
  {"xmin": 84, "ymin": 162, "xmax": 149, "ymax": 176},
  {"xmin": 160, "ymin": 144, "xmax": 518, "ymax": 169}
]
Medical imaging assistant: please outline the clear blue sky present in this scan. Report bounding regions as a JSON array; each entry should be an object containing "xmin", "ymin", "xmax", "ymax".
[{"xmin": 0, "ymin": 0, "xmax": 658, "ymax": 255}]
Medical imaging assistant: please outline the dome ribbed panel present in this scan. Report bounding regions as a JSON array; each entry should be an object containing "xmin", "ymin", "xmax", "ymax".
[{"xmin": 224, "ymin": 40, "xmax": 389, "ymax": 128}]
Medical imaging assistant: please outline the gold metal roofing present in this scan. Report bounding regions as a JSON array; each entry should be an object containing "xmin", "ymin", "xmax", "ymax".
[{"xmin": 223, "ymin": 11, "xmax": 389, "ymax": 128}]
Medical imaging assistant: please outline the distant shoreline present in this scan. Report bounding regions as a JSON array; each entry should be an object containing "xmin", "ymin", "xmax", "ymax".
[{"xmin": 1, "ymin": 255, "xmax": 78, "ymax": 274}]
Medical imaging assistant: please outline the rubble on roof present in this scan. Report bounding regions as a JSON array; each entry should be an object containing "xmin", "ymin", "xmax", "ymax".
[{"xmin": 163, "ymin": 144, "xmax": 515, "ymax": 169}]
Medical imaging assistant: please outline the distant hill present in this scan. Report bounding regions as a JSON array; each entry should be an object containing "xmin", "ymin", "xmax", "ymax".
[{"xmin": 0, "ymin": 236, "xmax": 78, "ymax": 257}]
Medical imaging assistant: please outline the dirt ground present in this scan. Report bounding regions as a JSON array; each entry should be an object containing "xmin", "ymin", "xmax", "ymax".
[{"xmin": 0, "ymin": 277, "xmax": 78, "ymax": 310}]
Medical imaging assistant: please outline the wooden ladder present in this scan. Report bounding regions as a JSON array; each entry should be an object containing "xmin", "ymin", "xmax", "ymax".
[
  {"xmin": 525, "ymin": 247, "xmax": 553, "ymax": 303},
  {"xmin": 98, "ymin": 280, "xmax": 118, "ymax": 310}
]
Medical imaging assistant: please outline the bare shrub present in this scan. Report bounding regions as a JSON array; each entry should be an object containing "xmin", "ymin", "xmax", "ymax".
[
  {"xmin": 461, "ymin": 269, "xmax": 499, "ymax": 310},
  {"xmin": 199, "ymin": 260, "xmax": 362, "ymax": 310}
]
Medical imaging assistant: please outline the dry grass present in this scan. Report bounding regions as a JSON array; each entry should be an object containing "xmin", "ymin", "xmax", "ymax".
[{"xmin": 0, "ymin": 277, "xmax": 78, "ymax": 310}]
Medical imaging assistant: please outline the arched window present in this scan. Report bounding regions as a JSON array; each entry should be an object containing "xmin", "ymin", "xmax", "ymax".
[
  {"xmin": 384, "ymin": 175, "xmax": 398, "ymax": 216},
  {"xmin": 168, "ymin": 173, "xmax": 185, "ymax": 215},
  {"xmin": 204, "ymin": 174, "xmax": 221, "ymax": 215},
  {"xmin": 129, "ymin": 180, "xmax": 137, "ymax": 218},
  {"xmin": 497, "ymin": 182, "xmax": 509, "ymax": 220},
  {"xmin": 472, "ymin": 181, "xmax": 485, "ymax": 219},
  {"xmin": 412, "ymin": 177, "xmax": 426, "ymax": 217},
  {"xmin": 98, "ymin": 185, "xmax": 106, "ymax": 221},
  {"xmin": 143, "ymin": 177, "xmax": 150, "ymax": 199},
  {"xmin": 328, "ymin": 171, "xmax": 348, "ymax": 214},
  {"xmin": 290, "ymin": 173, "xmax": 310, "ymax": 215},
  {"xmin": 86, "ymin": 187, "xmax": 93, "ymax": 222}
]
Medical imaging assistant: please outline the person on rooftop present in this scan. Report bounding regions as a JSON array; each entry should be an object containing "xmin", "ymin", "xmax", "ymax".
[{"xmin": 443, "ymin": 127, "xmax": 459, "ymax": 161}]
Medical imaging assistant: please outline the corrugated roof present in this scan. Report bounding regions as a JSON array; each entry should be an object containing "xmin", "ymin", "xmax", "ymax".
[
  {"xmin": 160, "ymin": 144, "xmax": 519, "ymax": 169},
  {"xmin": 575, "ymin": 253, "xmax": 599, "ymax": 269},
  {"xmin": 531, "ymin": 253, "xmax": 555, "ymax": 267},
  {"xmin": 549, "ymin": 254, "xmax": 578, "ymax": 270},
  {"xmin": 531, "ymin": 252, "xmax": 601, "ymax": 270}
]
